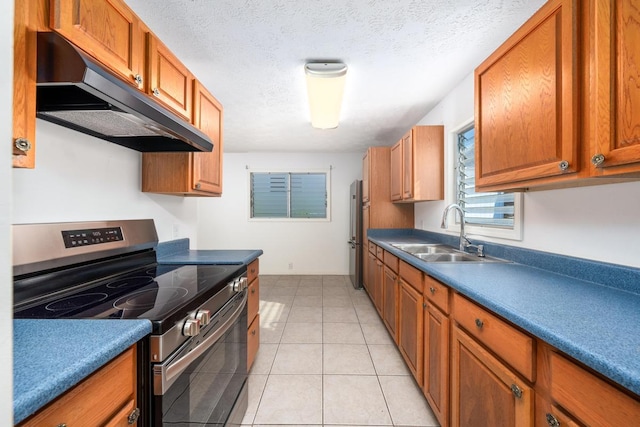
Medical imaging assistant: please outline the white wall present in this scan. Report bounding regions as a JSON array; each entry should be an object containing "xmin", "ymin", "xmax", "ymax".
[
  {"xmin": 12, "ymin": 121, "xmax": 200, "ymax": 244},
  {"xmin": 1, "ymin": 1, "xmax": 14, "ymax": 423},
  {"xmin": 197, "ymin": 152, "xmax": 363, "ymax": 274},
  {"xmin": 416, "ymin": 73, "xmax": 640, "ymax": 268}
]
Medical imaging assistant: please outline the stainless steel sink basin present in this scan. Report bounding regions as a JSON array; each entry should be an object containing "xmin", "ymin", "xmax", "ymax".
[
  {"xmin": 390, "ymin": 243, "xmax": 457, "ymax": 254},
  {"xmin": 391, "ymin": 242, "xmax": 507, "ymax": 263}
]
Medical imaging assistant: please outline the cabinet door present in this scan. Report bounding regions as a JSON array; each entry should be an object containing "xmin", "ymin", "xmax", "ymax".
[
  {"xmin": 398, "ymin": 279, "xmax": 423, "ymax": 385},
  {"xmin": 364, "ymin": 250, "xmax": 376, "ymax": 298},
  {"xmin": 247, "ymin": 314, "xmax": 260, "ymax": 372},
  {"xmin": 590, "ymin": 0, "xmax": 640, "ymax": 175},
  {"xmin": 401, "ymin": 130, "xmax": 413, "ymax": 199},
  {"xmin": 424, "ymin": 302, "xmax": 450, "ymax": 427},
  {"xmin": 50, "ymin": 0, "xmax": 144, "ymax": 89},
  {"xmin": 362, "ymin": 151, "xmax": 370, "ymax": 203},
  {"xmin": 451, "ymin": 326, "xmax": 533, "ymax": 427},
  {"xmin": 148, "ymin": 34, "xmax": 193, "ymax": 121},
  {"xmin": 192, "ymin": 80, "xmax": 223, "ymax": 194},
  {"xmin": 475, "ymin": 0, "xmax": 578, "ymax": 190},
  {"xmin": 382, "ymin": 266, "xmax": 398, "ymax": 343},
  {"xmin": 362, "ymin": 204, "xmax": 370, "ymax": 251},
  {"xmin": 12, "ymin": 0, "xmax": 37, "ymax": 168},
  {"xmin": 390, "ymin": 140, "xmax": 403, "ymax": 201},
  {"xmin": 373, "ymin": 257, "xmax": 384, "ymax": 315}
]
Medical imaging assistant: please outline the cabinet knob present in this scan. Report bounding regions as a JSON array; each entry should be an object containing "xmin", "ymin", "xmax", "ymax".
[
  {"xmin": 558, "ymin": 160, "xmax": 569, "ymax": 171},
  {"xmin": 510, "ymin": 383, "xmax": 523, "ymax": 399},
  {"xmin": 591, "ymin": 153, "xmax": 605, "ymax": 167},
  {"xmin": 128, "ymin": 407, "xmax": 140, "ymax": 424},
  {"xmin": 423, "ymin": 302, "xmax": 427, "ymax": 309},
  {"xmin": 251, "ymin": 329, "xmax": 257, "ymax": 336},
  {"xmin": 152, "ymin": 88, "xmax": 160, "ymax": 97},
  {"xmin": 133, "ymin": 74, "xmax": 143, "ymax": 86},
  {"xmin": 545, "ymin": 413, "xmax": 560, "ymax": 427},
  {"xmin": 429, "ymin": 287, "xmax": 436, "ymax": 294},
  {"xmin": 195, "ymin": 183, "xmax": 202, "ymax": 189},
  {"xmin": 15, "ymin": 138, "xmax": 31, "ymax": 153},
  {"xmin": 56, "ymin": 424, "xmax": 67, "ymax": 427},
  {"xmin": 475, "ymin": 318, "xmax": 484, "ymax": 329},
  {"xmin": 251, "ymin": 288, "xmax": 256, "ymax": 294}
]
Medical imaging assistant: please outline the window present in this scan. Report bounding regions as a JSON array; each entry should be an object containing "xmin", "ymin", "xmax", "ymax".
[
  {"xmin": 453, "ymin": 123, "xmax": 522, "ymax": 240},
  {"xmin": 250, "ymin": 172, "xmax": 329, "ymax": 219}
]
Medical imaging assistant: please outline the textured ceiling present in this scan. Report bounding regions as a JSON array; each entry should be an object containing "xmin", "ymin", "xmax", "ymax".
[{"xmin": 125, "ymin": 0, "xmax": 546, "ymax": 153}]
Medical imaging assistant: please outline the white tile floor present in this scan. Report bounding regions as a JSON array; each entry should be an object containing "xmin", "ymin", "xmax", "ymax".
[{"xmin": 243, "ymin": 275, "xmax": 439, "ymax": 427}]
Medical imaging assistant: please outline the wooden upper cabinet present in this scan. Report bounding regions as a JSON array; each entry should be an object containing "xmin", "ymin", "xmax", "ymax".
[
  {"xmin": 362, "ymin": 151, "xmax": 370, "ymax": 203},
  {"xmin": 12, "ymin": 0, "xmax": 38, "ymax": 168},
  {"xmin": 390, "ymin": 126, "xmax": 444, "ymax": 202},
  {"xmin": 192, "ymin": 80, "xmax": 223, "ymax": 194},
  {"xmin": 142, "ymin": 80, "xmax": 223, "ymax": 196},
  {"xmin": 147, "ymin": 34, "xmax": 193, "ymax": 121},
  {"xmin": 475, "ymin": 0, "xmax": 578, "ymax": 191},
  {"xmin": 589, "ymin": 0, "xmax": 640, "ymax": 176},
  {"xmin": 50, "ymin": 0, "xmax": 145, "ymax": 89},
  {"xmin": 390, "ymin": 140, "xmax": 402, "ymax": 201}
]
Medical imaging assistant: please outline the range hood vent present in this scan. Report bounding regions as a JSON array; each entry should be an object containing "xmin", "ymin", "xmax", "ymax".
[{"xmin": 36, "ymin": 32, "xmax": 213, "ymax": 152}]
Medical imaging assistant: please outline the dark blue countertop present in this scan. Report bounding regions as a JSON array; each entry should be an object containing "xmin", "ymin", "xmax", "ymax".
[
  {"xmin": 156, "ymin": 238, "xmax": 263, "ymax": 265},
  {"xmin": 368, "ymin": 229, "xmax": 640, "ymax": 397},
  {"xmin": 13, "ymin": 319, "xmax": 151, "ymax": 424}
]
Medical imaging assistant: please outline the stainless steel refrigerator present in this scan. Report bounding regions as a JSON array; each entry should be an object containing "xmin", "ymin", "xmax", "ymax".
[{"xmin": 348, "ymin": 180, "xmax": 363, "ymax": 289}]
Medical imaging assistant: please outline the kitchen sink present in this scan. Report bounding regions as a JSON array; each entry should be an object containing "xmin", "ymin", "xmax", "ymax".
[
  {"xmin": 390, "ymin": 242, "xmax": 507, "ymax": 263},
  {"xmin": 390, "ymin": 243, "xmax": 457, "ymax": 254}
]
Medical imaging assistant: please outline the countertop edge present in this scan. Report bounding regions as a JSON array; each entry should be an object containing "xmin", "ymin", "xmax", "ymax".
[{"xmin": 157, "ymin": 249, "xmax": 263, "ymax": 265}]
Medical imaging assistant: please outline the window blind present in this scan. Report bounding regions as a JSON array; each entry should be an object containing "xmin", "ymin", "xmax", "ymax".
[
  {"xmin": 457, "ymin": 127, "xmax": 515, "ymax": 228},
  {"xmin": 250, "ymin": 172, "xmax": 327, "ymax": 219}
]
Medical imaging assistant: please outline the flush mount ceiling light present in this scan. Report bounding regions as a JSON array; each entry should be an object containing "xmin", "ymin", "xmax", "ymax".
[{"xmin": 305, "ymin": 62, "xmax": 347, "ymax": 129}]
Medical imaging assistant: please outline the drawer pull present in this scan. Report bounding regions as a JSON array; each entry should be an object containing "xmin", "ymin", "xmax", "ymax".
[
  {"xmin": 251, "ymin": 288, "xmax": 256, "ymax": 294},
  {"xmin": 57, "ymin": 424, "xmax": 67, "ymax": 427},
  {"xmin": 545, "ymin": 413, "xmax": 560, "ymax": 427},
  {"xmin": 475, "ymin": 318, "xmax": 484, "ymax": 329},
  {"xmin": 429, "ymin": 287, "xmax": 436, "ymax": 294},
  {"xmin": 128, "ymin": 407, "xmax": 141, "ymax": 424},
  {"xmin": 423, "ymin": 302, "xmax": 427, "ymax": 309},
  {"xmin": 510, "ymin": 383, "xmax": 523, "ymax": 399},
  {"xmin": 251, "ymin": 329, "xmax": 257, "ymax": 336},
  {"xmin": 251, "ymin": 268, "xmax": 256, "ymax": 274}
]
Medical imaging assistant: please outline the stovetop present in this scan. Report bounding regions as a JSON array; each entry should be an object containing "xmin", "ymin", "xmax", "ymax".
[{"xmin": 14, "ymin": 262, "xmax": 245, "ymax": 334}]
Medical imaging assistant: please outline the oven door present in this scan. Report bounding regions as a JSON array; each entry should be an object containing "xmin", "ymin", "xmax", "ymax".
[{"xmin": 152, "ymin": 290, "xmax": 248, "ymax": 426}]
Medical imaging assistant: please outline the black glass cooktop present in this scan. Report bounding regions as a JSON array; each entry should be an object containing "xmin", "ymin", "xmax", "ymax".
[{"xmin": 14, "ymin": 263, "xmax": 245, "ymax": 330}]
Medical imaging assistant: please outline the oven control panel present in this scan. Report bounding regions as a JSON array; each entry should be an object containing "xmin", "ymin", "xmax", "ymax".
[{"xmin": 61, "ymin": 227, "xmax": 124, "ymax": 248}]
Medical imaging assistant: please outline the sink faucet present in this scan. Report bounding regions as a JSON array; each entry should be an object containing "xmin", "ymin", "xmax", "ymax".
[{"xmin": 440, "ymin": 203, "xmax": 484, "ymax": 257}]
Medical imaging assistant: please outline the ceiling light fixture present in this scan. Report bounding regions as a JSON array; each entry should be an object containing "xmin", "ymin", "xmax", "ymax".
[{"xmin": 304, "ymin": 62, "xmax": 347, "ymax": 129}]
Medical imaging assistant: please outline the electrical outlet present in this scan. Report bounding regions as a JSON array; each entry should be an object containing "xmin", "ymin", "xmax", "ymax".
[
  {"xmin": 172, "ymin": 224, "xmax": 180, "ymax": 239},
  {"xmin": 288, "ymin": 262, "xmax": 293, "ymax": 270}
]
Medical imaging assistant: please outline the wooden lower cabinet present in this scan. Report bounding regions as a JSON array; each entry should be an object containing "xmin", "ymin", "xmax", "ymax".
[
  {"xmin": 247, "ymin": 258, "xmax": 260, "ymax": 371},
  {"xmin": 424, "ymin": 301, "xmax": 449, "ymax": 427},
  {"xmin": 398, "ymin": 276, "xmax": 423, "ymax": 386},
  {"xmin": 382, "ymin": 265, "xmax": 398, "ymax": 343},
  {"xmin": 18, "ymin": 346, "xmax": 139, "ymax": 426},
  {"xmin": 365, "ymin": 250, "xmax": 376, "ymax": 300},
  {"xmin": 451, "ymin": 326, "xmax": 533, "ymax": 427},
  {"xmin": 373, "ymin": 257, "xmax": 384, "ymax": 315}
]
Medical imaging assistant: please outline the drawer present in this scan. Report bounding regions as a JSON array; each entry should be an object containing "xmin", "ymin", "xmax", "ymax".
[
  {"xmin": 247, "ymin": 258, "xmax": 259, "ymax": 283},
  {"xmin": 383, "ymin": 251, "xmax": 398, "ymax": 273},
  {"xmin": 376, "ymin": 246, "xmax": 384, "ymax": 259},
  {"xmin": 19, "ymin": 346, "xmax": 137, "ymax": 426},
  {"xmin": 452, "ymin": 293, "xmax": 534, "ymax": 381},
  {"xmin": 550, "ymin": 352, "xmax": 640, "ymax": 426},
  {"xmin": 368, "ymin": 241, "xmax": 376, "ymax": 254},
  {"xmin": 248, "ymin": 277, "xmax": 259, "ymax": 322},
  {"xmin": 424, "ymin": 275, "xmax": 449, "ymax": 314},
  {"xmin": 399, "ymin": 260, "xmax": 423, "ymax": 293},
  {"xmin": 247, "ymin": 314, "xmax": 260, "ymax": 371}
]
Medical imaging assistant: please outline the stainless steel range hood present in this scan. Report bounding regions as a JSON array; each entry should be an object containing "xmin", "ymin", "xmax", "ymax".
[{"xmin": 36, "ymin": 32, "xmax": 213, "ymax": 152}]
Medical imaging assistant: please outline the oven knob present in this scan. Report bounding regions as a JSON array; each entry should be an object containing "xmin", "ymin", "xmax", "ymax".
[
  {"xmin": 182, "ymin": 318, "xmax": 200, "ymax": 337},
  {"xmin": 195, "ymin": 309, "xmax": 211, "ymax": 326},
  {"xmin": 233, "ymin": 277, "xmax": 248, "ymax": 292}
]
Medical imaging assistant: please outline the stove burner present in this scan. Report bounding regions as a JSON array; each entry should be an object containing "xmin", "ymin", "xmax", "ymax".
[
  {"xmin": 106, "ymin": 276, "xmax": 154, "ymax": 289},
  {"xmin": 45, "ymin": 293, "xmax": 109, "ymax": 311},
  {"xmin": 113, "ymin": 288, "xmax": 189, "ymax": 310}
]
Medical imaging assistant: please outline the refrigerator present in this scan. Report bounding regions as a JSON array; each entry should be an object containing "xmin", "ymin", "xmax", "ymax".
[{"xmin": 348, "ymin": 180, "xmax": 363, "ymax": 289}]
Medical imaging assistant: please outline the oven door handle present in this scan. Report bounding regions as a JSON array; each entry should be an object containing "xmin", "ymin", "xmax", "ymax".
[{"xmin": 153, "ymin": 291, "xmax": 247, "ymax": 395}]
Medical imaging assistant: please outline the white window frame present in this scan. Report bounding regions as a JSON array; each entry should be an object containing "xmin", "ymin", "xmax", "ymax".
[
  {"xmin": 247, "ymin": 168, "xmax": 332, "ymax": 222},
  {"xmin": 444, "ymin": 117, "xmax": 523, "ymax": 241}
]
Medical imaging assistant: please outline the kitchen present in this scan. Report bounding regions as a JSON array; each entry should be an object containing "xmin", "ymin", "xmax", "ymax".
[{"xmin": 3, "ymin": 0, "xmax": 640, "ymax": 425}]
